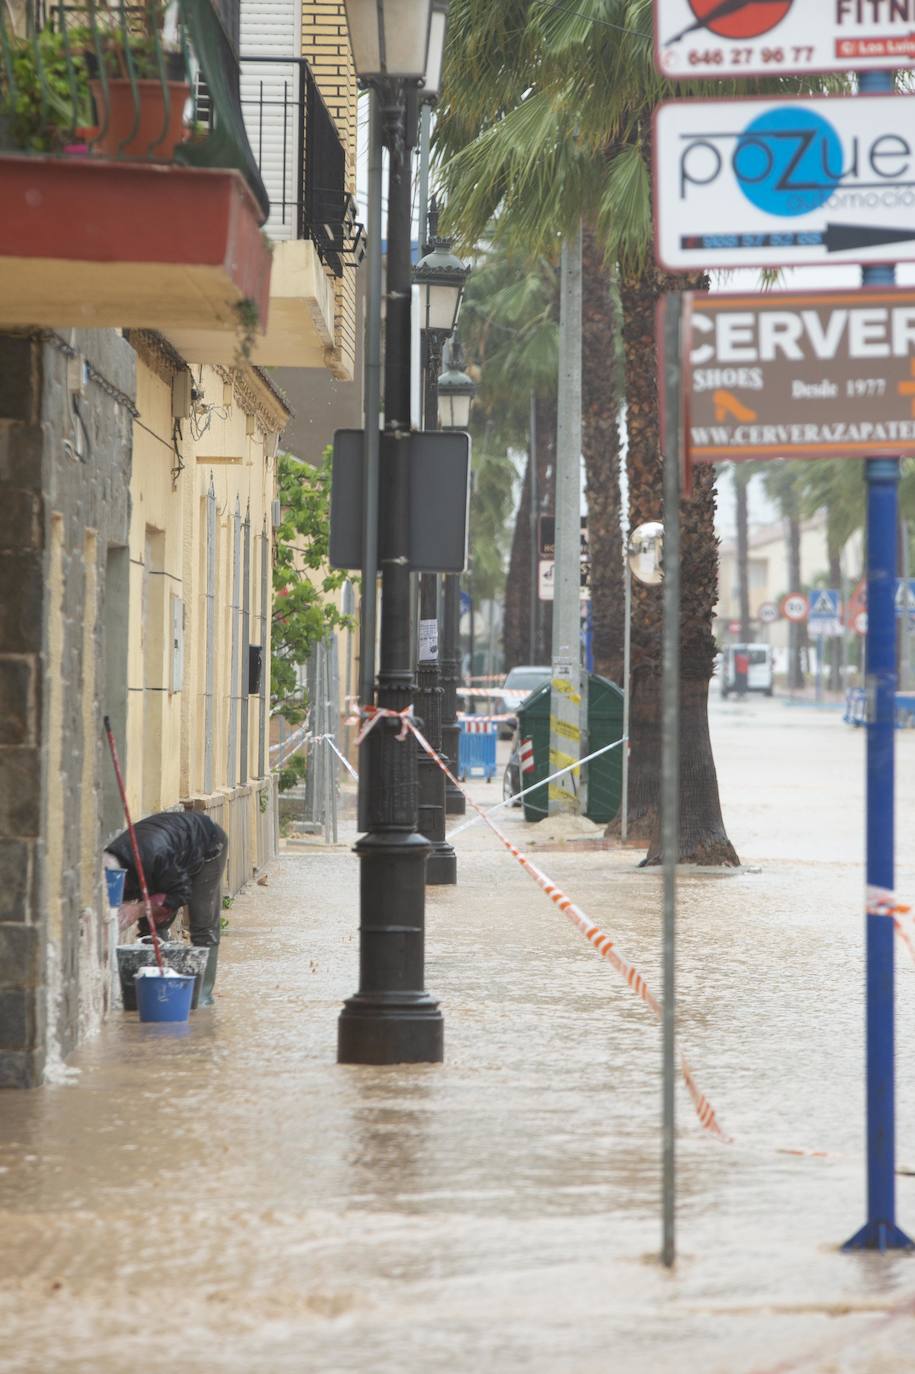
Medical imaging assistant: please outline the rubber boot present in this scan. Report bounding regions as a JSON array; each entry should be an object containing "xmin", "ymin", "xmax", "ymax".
[{"xmin": 200, "ymin": 945, "xmax": 219, "ymax": 1007}]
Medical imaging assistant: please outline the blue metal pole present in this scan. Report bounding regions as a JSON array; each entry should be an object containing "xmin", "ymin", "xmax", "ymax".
[{"xmin": 843, "ymin": 65, "xmax": 912, "ymax": 1254}]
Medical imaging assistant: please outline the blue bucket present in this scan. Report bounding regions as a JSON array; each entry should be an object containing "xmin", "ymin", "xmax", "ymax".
[
  {"xmin": 134, "ymin": 971, "xmax": 195, "ymax": 1024},
  {"xmin": 104, "ymin": 866, "xmax": 127, "ymax": 908}
]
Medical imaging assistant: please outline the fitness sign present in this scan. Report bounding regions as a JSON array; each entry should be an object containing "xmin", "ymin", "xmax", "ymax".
[
  {"xmin": 654, "ymin": 94, "xmax": 915, "ymax": 270},
  {"xmin": 656, "ymin": 1, "xmax": 915, "ymax": 79}
]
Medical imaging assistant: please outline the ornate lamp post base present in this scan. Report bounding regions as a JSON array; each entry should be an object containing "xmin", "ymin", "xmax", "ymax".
[
  {"xmin": 338, "ymin": 828, "xmax": 443, "ymax": 1065},
  {"xmin": 418, "ymin": 750, "xmax": 458, "ymax": 883}
]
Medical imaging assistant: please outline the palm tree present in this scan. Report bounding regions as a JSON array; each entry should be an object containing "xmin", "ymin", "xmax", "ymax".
[
  {"xmin": 457, "ymin": 246, "xmax": 559, "ymax": 666},
  {"xmin": 437, "ymin": 0, "xmax": 740, "ymax": 862},
  {"xmin": 582, "ymin": 226, "xmax": 625, "ymax": 682},
  {"xmin": 799, "ymin": 460, "xmax": 866, "ymax": 690}
]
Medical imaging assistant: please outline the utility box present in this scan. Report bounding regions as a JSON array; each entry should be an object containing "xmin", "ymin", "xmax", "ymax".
[{"xmin": 517, "ymin": 673, "xmax": 624, "ymax": 824}]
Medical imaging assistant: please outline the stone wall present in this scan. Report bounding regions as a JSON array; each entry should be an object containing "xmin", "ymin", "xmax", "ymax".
[{"xmin": 0, "ymin": 330, "xmax": 134, "ymax": 1087}]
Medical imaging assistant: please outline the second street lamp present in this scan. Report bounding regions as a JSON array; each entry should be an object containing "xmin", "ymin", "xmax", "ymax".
[
  {"xmin": 412, "ymin": 208, "xmax": 468, "ymax": 881},
  {"xmin": 338, "ymin": 0, "xmax": 448, "ymax": 1065},
  {"xmin": 438, "ymin": 332, "xmax": 477, "ymax": 817}
]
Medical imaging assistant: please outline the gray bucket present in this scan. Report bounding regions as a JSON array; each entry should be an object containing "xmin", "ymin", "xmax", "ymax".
[{"xmin": 117, "ymin": 944, "xmax": 211, "ymax": 1011}]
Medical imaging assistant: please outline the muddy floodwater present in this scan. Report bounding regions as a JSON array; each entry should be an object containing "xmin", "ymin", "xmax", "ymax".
[{"xmin": 2, "ymin": 695, "xmax": 915, "ymax": 1372}]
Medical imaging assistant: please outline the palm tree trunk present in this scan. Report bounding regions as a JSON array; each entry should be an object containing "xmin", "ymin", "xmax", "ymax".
[
  {"xmin": 620, "ymin": 267, "xmax": 738, "ymax": 866},
  {"xmin": 736, "ymin": 467, "xmax": 751, "ymax": 641},
  {"xmin": 503, "ymin": 455, "xmax": 532, "ymax": 670},
  {"xmin": 581, "ymin": 225, "xmax": 624, "ymax": 683},
  {"xmin": 788, "ymin": 514, "xmax": 804, "ymax": 690},
  {"xmin": 828, "ymin": 543, "xmax": 842, "ymax": 692},
  {"xmin": 502, "ymin": 393, "xmax": 555, "ymax": 669}
]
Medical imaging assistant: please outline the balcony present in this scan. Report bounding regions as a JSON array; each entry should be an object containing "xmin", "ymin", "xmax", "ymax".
[
  {"xmin": 165, "ymin": 54, "xmax": 363, "ymax": 371},
  {"xmin": 0, "ymin": 0, "xmax": 272, "ymax": 338}
]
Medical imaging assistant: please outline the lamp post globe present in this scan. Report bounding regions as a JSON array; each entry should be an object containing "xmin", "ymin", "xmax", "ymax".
[
  {"xmin": 414, "ymin": 238, "xmax": 468, "ymax": 338},
  {"xmin": 437, "ymin": 348, "xmax": 475, "ymax": 430},
  {"xmin": 422, "ymin": 0, "xmax": 449, "ymax": 99},
  {"xmin": 343, "ymin": 0, "xmax": 434, "ymax": 80}
]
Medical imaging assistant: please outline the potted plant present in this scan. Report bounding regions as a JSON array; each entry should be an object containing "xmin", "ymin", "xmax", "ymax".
[
  {"xmin": 88, "ymin": 0, "xmax": 190, "ymax": 160},
  {"xmin": 0, "ymin": 27, "xmax": 93, "ymax": 153}
]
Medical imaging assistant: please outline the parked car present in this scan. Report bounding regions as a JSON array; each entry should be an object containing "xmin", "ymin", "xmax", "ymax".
[
  {"xmin": 497, "ymin": 664, "xmax": 552, "ymax": 737},
  {"xmin": 720, "ymin": 643, "xmax": 774, "ymax": 698}
]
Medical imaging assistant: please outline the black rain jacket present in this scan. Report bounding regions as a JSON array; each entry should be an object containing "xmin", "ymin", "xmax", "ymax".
[{"xmin": 106, "ymin": 811, "xmax": 225, "ymax": 912}]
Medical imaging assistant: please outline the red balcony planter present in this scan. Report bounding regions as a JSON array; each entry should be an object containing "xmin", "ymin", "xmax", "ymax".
[{"xmin": 0, "ymin": 154, "xmax": 272, "ymax": 336}]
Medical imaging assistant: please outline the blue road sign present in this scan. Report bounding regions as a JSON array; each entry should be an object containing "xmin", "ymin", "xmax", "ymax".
[
  {"xmin": 460, "ymin": 590, "xmax": 472, "ymax": 617},
  {"xmin": 808, "ymin": 589, "xmax": 842, "ymax": 638},
  {"xmin": 894, "ymin": 579, "xmax": 915, "ymax": 622}
]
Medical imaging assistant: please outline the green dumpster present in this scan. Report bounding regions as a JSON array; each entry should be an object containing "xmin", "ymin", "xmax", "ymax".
[
  {"xmin": 516, "ymin": 674, "xmax": 624, "ymax": 824},
  {"xmin": 585, "ymin": 674, "xmax": 624, "ymax": 823}
]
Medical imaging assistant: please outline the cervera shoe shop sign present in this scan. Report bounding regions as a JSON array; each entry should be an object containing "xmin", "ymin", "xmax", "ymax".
[{"xmin": 680, "ymin": 289, "xmax": 915, "ymax": 460}]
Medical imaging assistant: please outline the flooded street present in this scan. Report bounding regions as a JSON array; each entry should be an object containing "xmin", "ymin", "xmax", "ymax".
[{"xmin": 3, "ymin": 695, "xmax": 915, "ymax": 1373}]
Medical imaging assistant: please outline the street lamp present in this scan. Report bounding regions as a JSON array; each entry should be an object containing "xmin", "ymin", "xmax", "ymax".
[
  {"xmin": 437, "ymin": 332, "xmax": 476, "ymax": 815},
  {"xmin": 423, "ymin": 0, "xmax": 449, "ymax": 97},
  {"xmin": 411, "ymin": 202, "xmax": 468, "ymax": 881},
  {"xmin": 415, "ymin": 234, "xmax": 467, "ymax": 337},
  {"xmin": 338, "ymin": 0, "xmax": 449, "ymax": 1066},
  {"xmin": 437, "ymin": 337, "xmax": 475, "ymax": 429}
]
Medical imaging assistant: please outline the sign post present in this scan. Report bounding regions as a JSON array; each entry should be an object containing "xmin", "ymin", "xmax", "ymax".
[
  {"xmin": 844, "ymin": 65, "xmax": 912, "ymax": 1255},
  {"xmin": 809, "ymin": 590, "xmax": 843, "ymax": 702},
  {"xmin": 653, "ymin": 19, "xmax": 913, "ymax": 1254},
  {"xmin": 660, "ymin": 296, "xmax": 682, "ymax": 1272}
]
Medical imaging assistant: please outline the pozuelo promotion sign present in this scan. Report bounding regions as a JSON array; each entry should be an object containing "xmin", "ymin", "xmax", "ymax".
[
  {"xmin": 655, "ymin": 1, "xmax": 915, "ymax": 80},
  {"xmin": 674, "ymin": 288, "xmax": 915, "ymax": 471},
  {"xmin": 654, "ymin": 94, "xmax": 915, "ymax": 270}
]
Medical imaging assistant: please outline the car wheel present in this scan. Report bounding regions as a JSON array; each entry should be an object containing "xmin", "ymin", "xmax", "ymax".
[{"xmin": 503, "ymin": 766, "xmax": 516, "ymax": 803}]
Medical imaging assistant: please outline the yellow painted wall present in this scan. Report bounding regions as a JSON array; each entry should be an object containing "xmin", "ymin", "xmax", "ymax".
[{"xmin": 125, "ymin": 337, "xmax": 287, "ymax": 891}]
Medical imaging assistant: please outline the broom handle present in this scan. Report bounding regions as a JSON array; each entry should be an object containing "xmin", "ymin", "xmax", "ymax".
[{"xmin": 103, "ymin": 716, "xmax": 165, "ymax": 976}]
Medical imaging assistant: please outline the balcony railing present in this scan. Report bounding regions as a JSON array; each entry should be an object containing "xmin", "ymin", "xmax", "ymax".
[
  {"xmin": 0, "ymin": 0, "xmax": 268, "ymax": 220},
  {"xmin": 238, "ymin": 55, "xmax": 363, "ymax": 279}
]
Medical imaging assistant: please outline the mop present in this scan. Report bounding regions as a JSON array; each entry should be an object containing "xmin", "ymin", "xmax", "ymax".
[{"xmin": 103, "ymin": 715, "xmax": 166, "ymax": 977}]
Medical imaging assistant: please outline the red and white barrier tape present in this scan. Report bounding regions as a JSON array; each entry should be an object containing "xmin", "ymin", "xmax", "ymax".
[{"xmin": 355, "ymin": 706, "xmax": 728, "ymax": 1142}]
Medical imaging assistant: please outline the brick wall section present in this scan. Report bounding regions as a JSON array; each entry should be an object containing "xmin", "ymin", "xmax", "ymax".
[
  {"xmin": 301, "ymin": 0, "xmax": 358, "ymax": 379},
  {"xmin": 0, "ymin": 331, "xmax": 133, "ymax": 1087}
]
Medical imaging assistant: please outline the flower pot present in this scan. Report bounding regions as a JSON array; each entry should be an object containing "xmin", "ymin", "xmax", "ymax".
[{"xmin": 90, "ymin": 78, "xmax": 190, "ymax": 160}]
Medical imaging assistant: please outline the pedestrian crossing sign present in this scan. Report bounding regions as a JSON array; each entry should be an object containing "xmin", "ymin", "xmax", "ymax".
[{"xmin": 808, "ymin": 589, "xmax": 842, "ymax": 638}]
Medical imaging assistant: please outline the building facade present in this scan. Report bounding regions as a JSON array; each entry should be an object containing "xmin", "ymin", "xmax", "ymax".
[{"xmin": 0, "ymin": 0, "xmax": 360, "ymax": 1085}]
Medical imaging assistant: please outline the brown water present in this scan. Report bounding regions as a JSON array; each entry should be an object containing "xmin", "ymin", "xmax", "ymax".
[{"xmin": 2, "ymin": 696, "xmax": 915, "ymax": 1372}]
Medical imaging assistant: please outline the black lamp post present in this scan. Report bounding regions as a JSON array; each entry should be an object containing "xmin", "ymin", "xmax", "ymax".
[
  {"xmin": 412, "ymin": 200, "xmax": 468, "ymax": 879},
  {"xmin": 337, "ymin": 0, "xmax": 446, "ymax": 1065},
  {"xmin": 437, "ymin": 333, "xmax": 476, "ymax": 814}
]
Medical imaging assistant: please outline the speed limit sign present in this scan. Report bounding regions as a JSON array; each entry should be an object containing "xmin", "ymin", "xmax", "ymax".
[
  {"xmin": 781, "ymin": 593, "xmax": 808, "ymax": 624},
  {"xmin": 758, "ymin": 602, "xmax": 779, "ymax": 625}
]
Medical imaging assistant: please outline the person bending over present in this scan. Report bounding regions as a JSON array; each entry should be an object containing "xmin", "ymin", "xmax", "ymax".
[{"xmin": 105, "ymin": 810, "xmax": 228, "ymax": 1006}]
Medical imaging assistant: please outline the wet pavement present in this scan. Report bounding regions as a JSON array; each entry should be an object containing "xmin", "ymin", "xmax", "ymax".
[{"xmin": 3, "ymin": 695, "xmax": 915, "ymax": 1373}]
